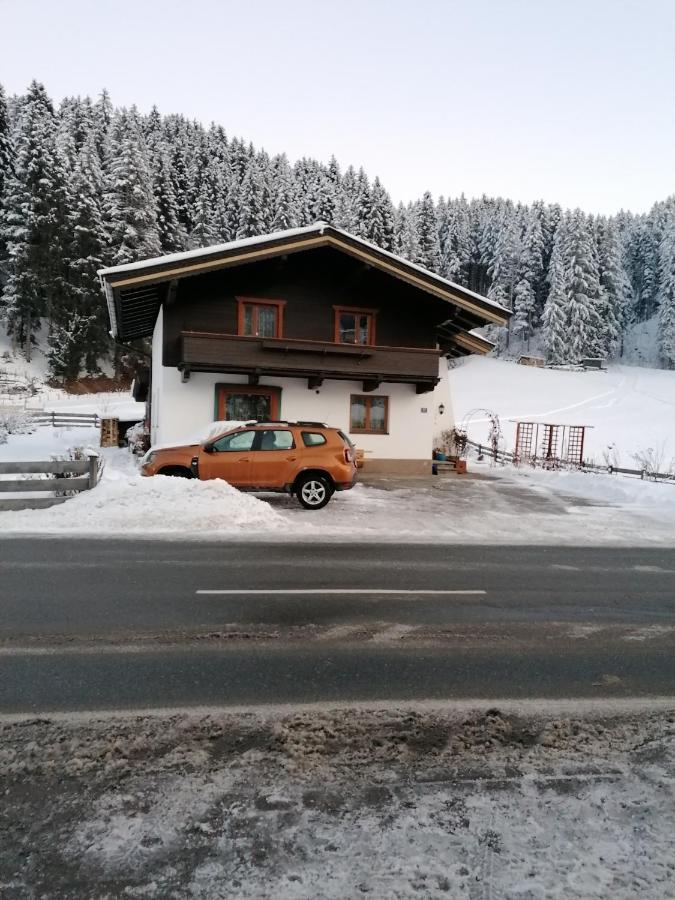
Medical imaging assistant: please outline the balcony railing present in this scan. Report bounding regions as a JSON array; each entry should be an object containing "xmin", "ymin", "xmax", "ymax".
[{"xmin": 178, "ymin": 331, "xmax": 441, "ymax": 390}]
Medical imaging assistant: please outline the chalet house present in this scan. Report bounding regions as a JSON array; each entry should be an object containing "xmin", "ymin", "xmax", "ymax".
[{"xmin": 99, "ymin": 223, "xmax": 509, "ymax": 474}]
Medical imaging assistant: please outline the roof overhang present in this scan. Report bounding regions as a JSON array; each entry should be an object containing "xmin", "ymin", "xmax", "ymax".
[{"xmin": 99, "ymin": 223, "xmax": 510, "ymax": 343}]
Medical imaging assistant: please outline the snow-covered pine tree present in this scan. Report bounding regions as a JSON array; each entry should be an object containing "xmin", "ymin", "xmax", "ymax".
[
  {"xmin": 394, "ymin": 203, "xmax": 420, "ymax": 263},
  {"xmin": 1, "ymin": 81, "xmax": 71, "ymax": 359},
  {"xmin": 541, "ymin": 224, "xmax": 568, "ymax": 363},
  {"xmin": 362, "ymin": 176, "xmax": 394, "ymax": 250},
  {"xmin": 335, "ymin": 165, "xmax": 359, "ymax": 233},
  {"xmin": 104, "ymin": 109, "xmax": 161, "ymax": 265},
  {"xmin": 486, "ymin": 204, "xmax": 520, "ymax": 309},
  {"xmin": 92, "ymin": 89, "xmax": 113, "ymax": 160},
  {"xmin": 596, "ymin": 218, "xmax": 632, "ymax": 357},
  {"xmin": 512, "ymin": 208, "xmax": 545, "ymax": 342},
  {"xmin": 153, "ymin": 146, "xmax": 188, "ymax": 252},
  {"xmin": 269, "ymin": 154, "xmax": 298, "ymax": 232},
  {"xmin": 414, "ymin": 191, "xmax": 441, "ymax": 272},
  {"xmin": 561, "ymin": 209, "xmax": 605, "ymax": 360},
  {"xmin": 236, "ymin": 159, "xmax": 267, "ymax": 239},
  {"xmin": 55, "ymin": 130, "xmax": 110, "ymax": 374},
  {"xmin": 657, "ymin": 205, "xmax": 675, "ymax": 367},
  {"xmin": 0, "ymin": 82, "xmax": 15, "ymax": 290},
  {"xmin": 47, "ymin": 309, "xmax": 96, "ymax": 381}
]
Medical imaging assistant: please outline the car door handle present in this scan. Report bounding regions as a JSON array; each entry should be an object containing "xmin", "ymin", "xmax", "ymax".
[
  {"xmin": 286, "ymin": 456, "xmax": 297, "ymax": 461},
  {"xmin": 238, "ymin": 458, "xmax": 250, "ymax": 462}
]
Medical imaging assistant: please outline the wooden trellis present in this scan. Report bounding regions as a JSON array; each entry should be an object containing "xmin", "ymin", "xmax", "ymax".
[{"xmin": 514, "ymin": 422, "xmax": 590, "ymax": 469}]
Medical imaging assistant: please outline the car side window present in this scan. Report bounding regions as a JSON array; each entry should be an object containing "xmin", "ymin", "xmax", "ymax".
[
  {"xmin": 301, "ymin": 432, "xmax": 327, "ymax": 447},
  {"xmin": 257, "ymin": 430, "xmax": 295, "ymax": 451},
  {"xmin": 211, "ymin": 430, "xmax": 256, "ymax": 452}
]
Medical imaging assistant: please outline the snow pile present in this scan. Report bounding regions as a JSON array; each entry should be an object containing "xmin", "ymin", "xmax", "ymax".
[
  {"xmin": 1, "ymin": 471, "xmax": 284, "ymax": 535},
  {"xmin": 0, "ymin": 425, "xmax": 101, "ymax": 462},
  {"xmin": 502, "ymin": 463, "xmax": 675, "ymax": 510},
  {"xmin": 146, "ymin": 420, "xmax": 252, "ymax": 453}
]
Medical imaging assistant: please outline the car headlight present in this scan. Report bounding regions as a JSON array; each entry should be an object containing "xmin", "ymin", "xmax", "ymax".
[{"xmin": 141, "ymin": 450, "xmax": 156, "ymax": 466}]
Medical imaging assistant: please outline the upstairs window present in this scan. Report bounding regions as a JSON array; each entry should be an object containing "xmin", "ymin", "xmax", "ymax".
[
  {"xmin": 237, "ymin": 298, "xmax": 285, "ymax": 338},
  {"xmin": 334, "ymin": 307, "xmax": 377, "ymax": 345}
]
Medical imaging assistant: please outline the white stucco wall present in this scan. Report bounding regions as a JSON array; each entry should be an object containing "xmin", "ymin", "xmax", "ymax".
[
  {"xmin": 153, "ymin": 364, "xmax": 439, "ymax": 460},
  {"xmin": 150, "ymin": 307, "xmax": 163, "ymax": 446}
]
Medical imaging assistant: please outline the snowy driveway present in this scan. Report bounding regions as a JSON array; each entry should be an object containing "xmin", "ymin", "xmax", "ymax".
[{"xmin": 2, "ymin": 455, "xmax": 675, "ymax": 545}]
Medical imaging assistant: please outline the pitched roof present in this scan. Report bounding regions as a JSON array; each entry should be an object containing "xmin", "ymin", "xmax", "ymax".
[{"xmin": 99, "ymin": 222, "xmax": 509, "ymax": 343}]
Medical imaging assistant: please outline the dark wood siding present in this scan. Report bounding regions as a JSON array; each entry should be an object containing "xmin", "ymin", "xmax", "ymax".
[
  {"xmin": 163, "ymin": 247, "xmax": 452, "ymax": 367},
  {"xmin": 180, "ymin": 333, "xmax": 441, "ymax": 383}
]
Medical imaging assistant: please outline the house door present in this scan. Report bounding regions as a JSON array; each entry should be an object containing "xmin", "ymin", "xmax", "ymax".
[{"xmin": 216, "ymin": 385, "xmax": 281, "ymax": 422}]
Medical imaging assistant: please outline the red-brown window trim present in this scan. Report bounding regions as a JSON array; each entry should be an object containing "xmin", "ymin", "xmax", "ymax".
[
  {"xmin": 215, "ymin": 383, "xmax": 281, "ymax": 421},
  {"xmin": 333, "ymin": 306, "xmax": 378, "ymax": 345},
  {"xmin": 236, "ymin": 297, "xmax": 286, "ymax": 338},
  {"xmin": 349, "ymin": 394, "xmax": 389, "ymax": 435}
]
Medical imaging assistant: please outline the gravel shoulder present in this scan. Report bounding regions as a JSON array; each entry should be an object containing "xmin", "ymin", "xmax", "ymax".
[{"xmin": 2, "ymin": 705, "xmax": 674, "ymax": 898}]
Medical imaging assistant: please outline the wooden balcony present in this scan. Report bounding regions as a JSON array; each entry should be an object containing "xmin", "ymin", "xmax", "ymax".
[{"xmin": 178, "ymin": 331, "xmax": 441, "ymax": 392}]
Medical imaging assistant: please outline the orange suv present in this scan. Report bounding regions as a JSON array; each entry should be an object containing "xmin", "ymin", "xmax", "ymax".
[{"xmin": 140, "ymin": 421, "xmax": 357, "ymax": 509}]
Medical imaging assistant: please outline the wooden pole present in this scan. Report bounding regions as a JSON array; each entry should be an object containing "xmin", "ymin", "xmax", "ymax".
[{"xmin": 88, "ymin": 456, "xmax": 98, "ymax": 490}]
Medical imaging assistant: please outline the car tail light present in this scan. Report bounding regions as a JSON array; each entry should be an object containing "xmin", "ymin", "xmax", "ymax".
[{"xmin": 344, "ymin": 448, "xmax": 353, "ymax": 464}]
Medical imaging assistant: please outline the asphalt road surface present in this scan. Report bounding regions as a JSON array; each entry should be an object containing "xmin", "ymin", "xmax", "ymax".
[{"xmin": 1, "ymin": 539, "xmax": 674, "ymax": 712}]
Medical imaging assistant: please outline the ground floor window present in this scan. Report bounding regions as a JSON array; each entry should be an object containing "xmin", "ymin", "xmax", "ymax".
[
  {"xmin": 216, "ymin": 384, "xmax": 281, "ymax": 422},
  {"xmin": 350, "ymin": 395, "xmax": 388, "ymax": 434}
]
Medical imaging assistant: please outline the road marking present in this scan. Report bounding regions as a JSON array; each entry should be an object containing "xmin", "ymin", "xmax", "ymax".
[{"xmin": 195, "ymin": 589, "xmax": 487, "ymax": 596}]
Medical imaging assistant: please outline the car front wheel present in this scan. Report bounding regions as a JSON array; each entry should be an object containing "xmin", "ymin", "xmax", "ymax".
[{"xmin": 296, "ymin": 474, "xmax": 333, "ymax": 510}]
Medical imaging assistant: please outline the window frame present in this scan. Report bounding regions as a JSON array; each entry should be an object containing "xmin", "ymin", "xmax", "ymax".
[
  {"xmin": 211, "ymin": 429, "xmax": 257, "ymax": 452},
  {"xmin": 301, "ymin": 431, "xmax": 327, "ymax": 447},
  {"xmin": 215, "ymin": 383, "xmax": 282, "ymax": 422},
  {"xmin": 349, "ymin": 394, "xmax": 389, "ymax": 435},
  {"xmin": 254, "ymin": 429, "xmax": 296, "ymax": 451},
  {"xmin": 236, "ymin": 297, "xmax": 286, "ymax": 339},
  {"xmin": 333, "ymin": 306, "xmax": 378, "ymax": 346}
]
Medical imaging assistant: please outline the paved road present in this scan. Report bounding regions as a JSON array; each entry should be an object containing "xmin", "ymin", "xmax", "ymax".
[{"xmin": 1, "ymin": 539, "xmax": 674, "ymax": 712}]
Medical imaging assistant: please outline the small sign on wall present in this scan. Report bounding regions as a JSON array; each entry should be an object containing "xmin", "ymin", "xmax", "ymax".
[{"xmin": 420, "ymin": 407, "xmax": 428, "ymax": 413}]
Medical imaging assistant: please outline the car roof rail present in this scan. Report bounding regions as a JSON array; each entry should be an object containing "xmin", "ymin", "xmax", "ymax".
[{"xmin": 296, "ymin": 421, "xmax": 328, "ymax": 427}]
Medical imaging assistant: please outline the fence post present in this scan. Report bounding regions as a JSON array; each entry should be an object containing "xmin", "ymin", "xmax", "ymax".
[{"xmin": 88, "ymin": 455, "xmax": 99, "ymax": 490}]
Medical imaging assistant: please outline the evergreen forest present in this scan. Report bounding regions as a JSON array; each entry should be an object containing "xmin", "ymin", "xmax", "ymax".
[{"xmin": 1, "ymin": 80, "xmax": 674, "ymax": 380}]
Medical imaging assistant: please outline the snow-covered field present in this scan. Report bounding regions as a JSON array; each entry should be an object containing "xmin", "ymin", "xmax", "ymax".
[
  {"xmin": 451, "ymin": 356, "xmax": 675, "ymax": 467},
  {"xmin": 2, "ymin": 704, "xmax": 674, "ymax": 898}
]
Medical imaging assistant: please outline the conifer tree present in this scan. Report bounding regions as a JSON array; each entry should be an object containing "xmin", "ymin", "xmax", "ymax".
[
  {"xmin": 54, "ymin": 131, "xmax": 110, "ymax": 374},
  {"xmin": 542, "ymin": 226, "xmax": 568, "ymax": 363},
  {"xmin": 104, "ymin": 110, "xmax": 160, "ymax": 265},
  {"xmin": 0, "ymin": 83, "xmax": 15, "ymax": 289},
  {"xmin": 236, "ymin": 159, "xmax": 266, "ymax": 238},
  {"xmin": 657, "ymin": 210, "xmax": 675, "ymax": 367},
  {"xmin": 362, "ymin": 176, "xmax": 394, "ymax": 250},
  {"xmin": 414, "ymin": 191, "xmax": 441, "ymax": 271},
  {"xmin": 597, "ymin": 218, "xmax": 631, "ymax": 356},
  {"xmin": 269, "ymin": 154, "xmax": 298, "ymax": 232},
  {"xmin": 2, "ymin": 81, "xmax": 70, "ymax": 359}
]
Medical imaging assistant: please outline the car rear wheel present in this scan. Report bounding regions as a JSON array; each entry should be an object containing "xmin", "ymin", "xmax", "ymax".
[{"xmin": 296, "ymin": 474, "xmax": 332, "ymax": 510}]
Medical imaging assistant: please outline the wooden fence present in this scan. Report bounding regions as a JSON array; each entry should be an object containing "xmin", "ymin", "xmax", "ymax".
[
  {"xmin": 29, "ymin": 411, "xmax": 100, "ymax": 428},
  {"xmin": 0, "ymin": 457, "xmax": 99, "ymax": 511},
  {"xmin": 466, "ymin": 438, "xmax": 675, "ymax": 484}
]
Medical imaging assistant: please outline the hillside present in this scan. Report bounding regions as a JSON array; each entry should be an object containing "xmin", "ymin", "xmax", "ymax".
[{"xmin": 450, "ymin": 356, "xmax": 675, "ymax": 468}]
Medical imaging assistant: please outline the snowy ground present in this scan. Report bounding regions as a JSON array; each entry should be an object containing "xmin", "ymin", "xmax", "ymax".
[
  {"xmin": 2, "ymin": 703, "xmax": 674, "ymax": 898},
  {"xmin": 1, "ymin": 425, "xmax": 675, "ymax": 544},
  {"xmin": 451, "ymin": 356, "xmax": 675, "ymax": 468}
]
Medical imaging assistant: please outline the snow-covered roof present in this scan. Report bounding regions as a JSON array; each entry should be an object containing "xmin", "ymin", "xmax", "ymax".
[{"xmin": 99, "ymin": 222, "xmax": 509, "ymax": 342}]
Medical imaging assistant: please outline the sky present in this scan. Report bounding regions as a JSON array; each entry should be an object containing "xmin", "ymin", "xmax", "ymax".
[{"xmin": 2, "ymin": 0, "xmax": 674, "ymax": 215}]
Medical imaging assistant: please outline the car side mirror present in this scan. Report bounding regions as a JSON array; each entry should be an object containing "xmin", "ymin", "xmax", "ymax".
[{"xmin": 202, "ymin": 443, "xmax": 214, "ymax": 454}]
